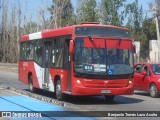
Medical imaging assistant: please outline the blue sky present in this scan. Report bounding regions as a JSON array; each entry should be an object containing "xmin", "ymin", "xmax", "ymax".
[{"xmin": 8, "ymin": 0, "xmax": 153, "ymax": 25}]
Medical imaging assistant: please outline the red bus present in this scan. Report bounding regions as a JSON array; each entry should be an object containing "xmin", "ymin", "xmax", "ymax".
[{"xmin": 19, "ymin": 22, "xmax": 134, "ymax": 101}]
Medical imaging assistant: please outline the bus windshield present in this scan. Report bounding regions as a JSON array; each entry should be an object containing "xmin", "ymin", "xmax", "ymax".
[
  {"xmin": 74, "ymin": 38, "xmax": 134, "ymax": 76},
  {"xmin": 75, "ymin": 26, "xmax": 130, "ymax": 38}
]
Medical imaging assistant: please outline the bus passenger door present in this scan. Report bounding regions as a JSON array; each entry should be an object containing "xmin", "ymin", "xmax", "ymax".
[
  {"xmin": 43, "ymin": 42, "xmax": 51, "ymax": 89},
  {"xmin": 65, "ymin": 39, "xmax": 72, "ymax": 92},
  {"xmin": 62, "ymin": 38, "xmax": 72, "ymax": 93}
]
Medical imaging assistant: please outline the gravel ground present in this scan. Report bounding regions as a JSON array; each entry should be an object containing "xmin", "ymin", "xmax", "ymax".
[{"xmin": 0, "ymin": 63, "xmax": 18, "ymax": 72}]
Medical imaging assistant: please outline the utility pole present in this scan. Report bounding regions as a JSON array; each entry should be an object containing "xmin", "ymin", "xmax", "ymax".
[
  {"xmin": 152, "ymin": 5, "xmax": 160, "ymax": 62},
  {"xmin": 155, "ymin": 15, "xmax": 160, "ymax": 42},
  {"xmin": 155, "ymin": 15, "xmax": 160, "ymax": 62}
]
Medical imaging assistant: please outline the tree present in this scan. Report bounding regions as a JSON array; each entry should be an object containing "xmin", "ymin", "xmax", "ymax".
[
  {"xmin": 48, "ymin": 0, "xmax": 74, "ymax": 28},
  {"xmin": 125, "ymin": 0, "xmax": 150, "ymax": 60},
  {"xmin": 125, "ymin": 0, "xmax": 143, "ymax": 39},
  {"xmin": 76, "ymin": 0, "xmax": 97, "ymax": 23},
  {"xmin": 100, "ymin": 0, "xmax": 127, "ymax": 26},
  {"xmin": 0, "ymin": 0, "xmax": 22, "ymax": 62},
  {"xmin": 149, "ymin": 0, "xmax": 160, "ymax": 16},
  {"xmin": 61, "ymin": 0, "xmax": 74, "ymax": 26},
  {"xmin": 140, "ymin": 17, "xmax": 157, "ymax": 59}
]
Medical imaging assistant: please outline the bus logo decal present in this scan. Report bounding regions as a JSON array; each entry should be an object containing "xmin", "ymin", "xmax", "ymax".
[{"xmin": 108, "ymin": 69, "xmax": 113, "ymax": 75}]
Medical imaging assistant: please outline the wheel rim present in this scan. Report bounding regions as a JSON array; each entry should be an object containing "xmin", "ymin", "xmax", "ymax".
[
  {"xmin": 56, "ymin": 81, "xmax": 61, "ymax": 98},
  {"xmin": 29, "ymin": 75, "xmax": 33, "ymax": 92},
  {"xmin": 150, "ymin": 85, "xmax": 156, "ymax": 97},
  {"xmin": 29, "ymin": 81, "xmax": 33, "ymax": 91}
]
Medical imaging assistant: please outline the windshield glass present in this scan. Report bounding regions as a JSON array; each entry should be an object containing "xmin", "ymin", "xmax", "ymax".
[
  {"xmin": 150, "ymin": 64, "xmax": 160, "ymax": 75},
  {"xmin": 74, "ymin": 38, "xmax": 134, "ymax": 76},
  {"xmin": 75, "ymin": 26, "xmax": 130, "ymax": 38}
]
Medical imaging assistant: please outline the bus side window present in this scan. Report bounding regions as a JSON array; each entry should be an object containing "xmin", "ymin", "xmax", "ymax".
[
  {"xmin": 20, "ymin": 42, "xmax": 27, "ymax": 60},
  {"xmin": 51, "ymin": 38, "xmax": 63, "ymax": 68},
  {"xmin": 51, "ymin": 49, "xmax": 63, "ymax": 68},
  {"xmin": 26, "ymin": 41, "xmax": 34, "ymax": 60},
  {"xmin": 56, "ymin": 49, "xmax": 63, "ymax": 67}
]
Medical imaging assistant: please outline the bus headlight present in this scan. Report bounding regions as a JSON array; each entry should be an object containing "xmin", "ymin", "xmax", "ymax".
[
  {"xmin": 128, "ymin": 80, "xmax": 133, "ymax": 85},
  {"xmin": 76, "ymin": 80, "xmax": 81, "ymax": 85}
]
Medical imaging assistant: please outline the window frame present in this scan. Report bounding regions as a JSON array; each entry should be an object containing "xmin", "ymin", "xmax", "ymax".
[
  {"xmin": 33, "ymin": 39, "xmax": 44, "ymax": 66},
  {"xmin": 20, "ymin": 41, "xmax": 35, "ymax": 61}
]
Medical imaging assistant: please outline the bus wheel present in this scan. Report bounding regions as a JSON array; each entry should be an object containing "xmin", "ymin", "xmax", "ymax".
[
  {"xmin": 149, "ymin": 83, "xmax": 159, "ymax": 98},
  {"xmin": 29, "ymin": 75, "xmax": 36, "ymax": 93},
  {"xmin": 104, "ymin": 95, "xmax": 115, "ymax": 102},
  {"xmin": 56, "ymin": 79, "xmax": 65, "ymax": 101}
]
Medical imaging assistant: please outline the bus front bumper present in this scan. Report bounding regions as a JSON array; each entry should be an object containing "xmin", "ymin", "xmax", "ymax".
[{"xmin": 72, "ymin": 85, "xmax": 134, "ymax": 96}]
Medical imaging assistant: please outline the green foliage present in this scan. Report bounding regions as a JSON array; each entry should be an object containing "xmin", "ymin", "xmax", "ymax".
[
  {"xmin": 142, "ymin": 18, "xmax": 157, "ymax": 40},
  {"xmin": 48, "ymin": 0, "xmax": 74, "ymax": 28},
  {"xmin": 139, "ymin": 32, "xmax": 148, "ymax": 59},
  {"xmin": 139, "ymin": 18, "xmax": 157, "ymax": 59},
  {"xmin": 100, "ymin": 0, "xmax": 127, "ymax": 26},
  {"xmin": 125, "ymin": 0, "xmax": 143, "ymax": 39},
  {"xmin": 61, "ymin": 0, "xmax": 74, "ymax": 26},
  {"xmin": 125, "ymin": 0, "xmax": 154, "ymax": 60},
  {"xmin": 77, "ymin": 0, "xmax": 97, "ymax": 23}
]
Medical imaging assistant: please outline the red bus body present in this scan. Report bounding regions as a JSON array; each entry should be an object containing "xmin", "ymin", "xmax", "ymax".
[{"xmin": 19, "ymin": 23, "xmax": 134, "ymax": 100}]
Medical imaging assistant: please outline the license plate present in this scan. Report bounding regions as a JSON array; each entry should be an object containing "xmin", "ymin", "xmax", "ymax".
[{"xmin": 101, "ymin": 90, "xmax": 111, "ymax": 94}]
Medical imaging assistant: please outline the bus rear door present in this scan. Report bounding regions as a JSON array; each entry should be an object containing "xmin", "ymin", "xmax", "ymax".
[{"xmin": 43, "ymin": 42, "xmax": 52, "ymax": 89}]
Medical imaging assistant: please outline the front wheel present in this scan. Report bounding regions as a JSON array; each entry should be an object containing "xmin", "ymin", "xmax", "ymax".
[
  {"xmin": 104, "ymin": 95, "xmax": 115, "ymax": 103},
  {"xmin": 149, "ymin": 83, "xmax": 159, "ymax": 98},
  {"xmin": 56, "ymin": 79, "xmax": 65, "ymax": 101}
]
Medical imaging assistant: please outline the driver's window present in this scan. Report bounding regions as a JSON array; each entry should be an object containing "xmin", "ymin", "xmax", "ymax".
[
  {"xmin": 141, "ymin": 65, "xmax": 150, "ymax": 76},
  {"xmin": 134, "ymin": 64, "xmax": 143, "ymax": 73}
]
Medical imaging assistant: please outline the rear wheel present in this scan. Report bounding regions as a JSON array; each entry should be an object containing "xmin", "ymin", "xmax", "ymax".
[
  {"xmin": 29, "ymin": 75, "xmax": 36, "ymax": 93},
  {"xmin": 104, "ymin": 95, "xmax": 115, "ymax": 102},
  {"xmin": 56, "ymin": 79, "xmax": 65, "ymax": 101},
  {"xmin": 149, "ymin": 83, "xmax": 159, "ymax": 98}
]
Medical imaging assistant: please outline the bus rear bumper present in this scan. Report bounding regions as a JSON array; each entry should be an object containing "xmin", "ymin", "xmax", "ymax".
[{"xmin": 72, "ymin": 86, "xmax": 134, "ymax": 96}]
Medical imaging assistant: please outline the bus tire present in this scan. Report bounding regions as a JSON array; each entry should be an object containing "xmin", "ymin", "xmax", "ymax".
[
  {"xmin": 149, "ymin": 83, "xmax": 159, "ymax": 98},
  {"xmin": 56, "ymin": 79, "xmax": 65, "ymax": 101},
  {"xmin": 29, "ymin": 74, "xmax": 36, "ymax": 93},
  {"xmin": 104, "ymin": 95, "xmax": 115, "ymax": 103}
]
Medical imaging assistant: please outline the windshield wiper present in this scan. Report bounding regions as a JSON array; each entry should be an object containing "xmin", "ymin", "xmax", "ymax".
[
  {"xmin": 88, "ymin": 36, "xmax": 98, "ymax": 48},
  {"xmin": 88, "ymin": 36, "xmax": 100, "ymax": 63}
]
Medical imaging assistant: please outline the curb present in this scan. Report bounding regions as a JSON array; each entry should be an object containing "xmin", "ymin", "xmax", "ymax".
[{"xmin": 0, "ymin": 84, "xmax": 70, "ymax": 109}]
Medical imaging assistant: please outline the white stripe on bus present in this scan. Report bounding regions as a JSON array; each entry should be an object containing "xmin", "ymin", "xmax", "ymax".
[
  {"xmin": 49, "ymin": 74, "xmax": 54, "ymax": 92},
  {"xmin": 34, "ymin": 62, "xmax": 43, "ymax": 89},
  {"xmin": 29, "ymin": 32, "xmax": 42, "ymax": 40},
  {"xmin": 34, "ymin": 62, "xmax": 54, "ymax": 92}
]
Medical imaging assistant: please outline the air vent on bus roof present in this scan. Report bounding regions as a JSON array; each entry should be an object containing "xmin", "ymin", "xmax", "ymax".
[{"xmin": 80, "ymin": 22, "xmax": 100, "ymax": 25}]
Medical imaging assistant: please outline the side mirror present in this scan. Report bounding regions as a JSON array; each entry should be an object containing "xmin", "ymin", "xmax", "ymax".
[
  {"xmin": 69, "ymin": 40, "xmax": 74, "ymax": 53},
  {"xmin": 141, "ymin": 71, "xmax": 146, "ymax": 75}
]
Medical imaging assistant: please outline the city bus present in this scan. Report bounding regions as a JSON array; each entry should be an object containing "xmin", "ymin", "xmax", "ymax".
[{"xmin": 19, "ymin": 22, "xmax": 134, "ymax": 101}]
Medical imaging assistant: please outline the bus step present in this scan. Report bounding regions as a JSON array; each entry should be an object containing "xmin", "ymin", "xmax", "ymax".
[
  {"xmin": 43, "ymin": 86, "xmax": 50, "ymax": 89},
  {"xmin": 42, "ymin": 84, "xmax": 49, "ymax": 89},
  {"xmin": 63, "ymin": 91, "xmax": 71, "ymax": 95}
]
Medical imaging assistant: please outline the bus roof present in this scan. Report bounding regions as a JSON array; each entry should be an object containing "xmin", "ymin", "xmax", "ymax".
[{"xmin": 20, "ymin": 23, "xmax": 129, "ymax": 42}]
